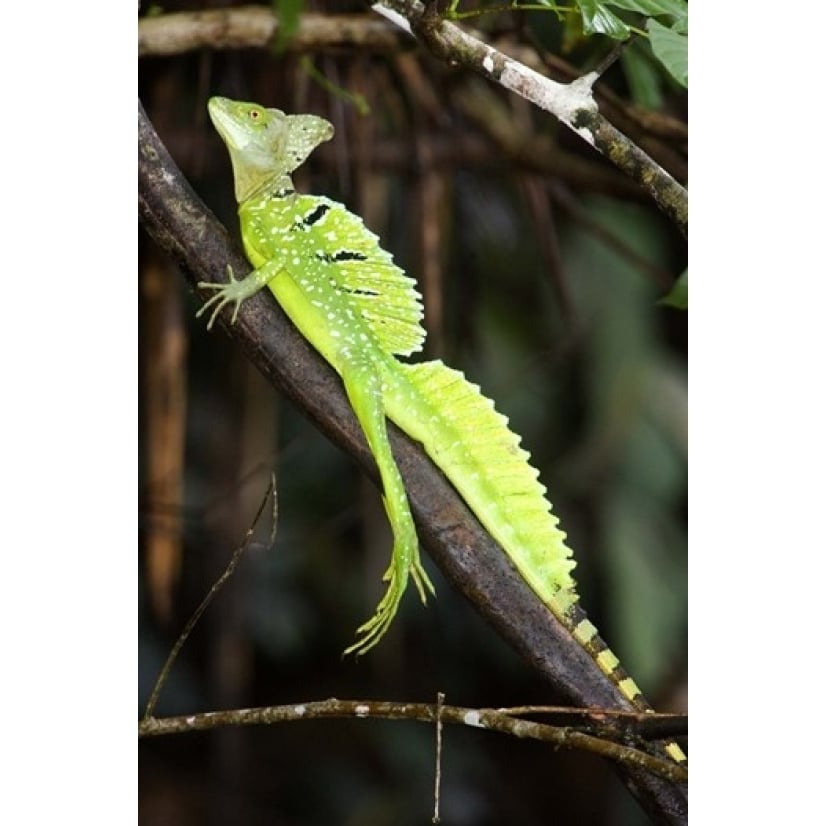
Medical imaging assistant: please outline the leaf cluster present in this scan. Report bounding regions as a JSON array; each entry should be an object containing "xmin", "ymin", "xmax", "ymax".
[{"xmin": 446, "ymin": 0, "xmax": 687, "ymax": 86}]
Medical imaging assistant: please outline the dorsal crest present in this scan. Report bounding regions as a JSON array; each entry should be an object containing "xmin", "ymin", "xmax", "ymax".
[{"xmin": 265, "ymin": 194, "xmax": 427, "ymax": 356}]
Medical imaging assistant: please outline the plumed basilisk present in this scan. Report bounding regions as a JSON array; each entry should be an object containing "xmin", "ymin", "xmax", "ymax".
[{"xmin": 196, "ymin": 96, "xmax": 685, "ymax": 765}]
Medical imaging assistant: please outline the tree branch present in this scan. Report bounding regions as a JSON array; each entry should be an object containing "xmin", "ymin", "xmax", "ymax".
[
  {"xmin": 138, "ymin": 699, "xmax": 687, "ymax": 785},
  {"xmin": 139, "ymin": 5, "xmax": 684, "ymax": 204},
  {"xmin": 374, "ymin": 0, "xmax": 687, "ymax": 236},
  {"xmin": 138, "ymin": 6, "xmax": 410, "ymax": 57},
  {"xmin": 138, "ymin": 100, "xmax": 686, "ymax": 824}
]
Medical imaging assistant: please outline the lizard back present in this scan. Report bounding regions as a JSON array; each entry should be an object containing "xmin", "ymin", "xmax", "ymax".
[{"xmin": 240, "ymin": 192, "xmax": 427, "ymax": 358}]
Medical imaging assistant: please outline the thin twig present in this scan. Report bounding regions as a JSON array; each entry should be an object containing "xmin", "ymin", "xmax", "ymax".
[
  {"xmin": 591, "ymin": 34, "xmax": 637, "ymax": 79},
  {"xmin": 137, "ymin": 698, "xmax": 688, "ymax": 784},
  {"xmin": 433, "ymin": 691, "xmax": 444, "ymax": 823},
  {"xmin": 142, "ymin": 477, "xmax": 276, "ymax": 720},
  {"xmin": 548, "ymin": 182, "xmax": 675, "ymax": 291},
  {"xmin": 268, "ymin": 472, "xmax": 279, "ymax": 548},
  {"xmin": 494, "ymin": 704, "xmax": 688, "ymax": 743}
]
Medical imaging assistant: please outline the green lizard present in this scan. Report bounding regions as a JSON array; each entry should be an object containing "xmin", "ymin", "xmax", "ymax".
[{"xmin": 197, "ymin": 96, "xmax": 685, "ymax": 765}]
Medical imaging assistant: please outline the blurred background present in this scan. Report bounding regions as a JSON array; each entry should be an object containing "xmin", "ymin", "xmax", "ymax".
[{"xmin": 139, "ymin": 2, "xmax": 687, "ymax": 823}]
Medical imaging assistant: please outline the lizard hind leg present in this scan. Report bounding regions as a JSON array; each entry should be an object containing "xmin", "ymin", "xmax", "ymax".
[{"xmin": 339, "ymin": 351, "xmax": 435, "ymax": 656}]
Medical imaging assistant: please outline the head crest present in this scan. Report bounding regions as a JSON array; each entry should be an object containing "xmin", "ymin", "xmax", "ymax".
[{"xmin": 208, "ymin": 96, "xmax": 334, "ymax": 200}]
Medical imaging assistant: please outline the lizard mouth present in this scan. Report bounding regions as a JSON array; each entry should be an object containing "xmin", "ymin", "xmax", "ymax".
[{"xmin": 207, "ymin": 97, "xmax": 249, "ymax": 152}]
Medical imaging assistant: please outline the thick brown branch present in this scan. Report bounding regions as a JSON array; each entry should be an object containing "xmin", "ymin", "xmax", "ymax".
[{"xmin": 138, "ymin": 100, "xmax": 686, "ymax": 824}]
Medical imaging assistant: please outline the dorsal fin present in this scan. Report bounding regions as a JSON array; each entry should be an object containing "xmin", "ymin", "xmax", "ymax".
[{"xmin": 288, "ymin": 194, "xmax": 426, "ymax": 356}]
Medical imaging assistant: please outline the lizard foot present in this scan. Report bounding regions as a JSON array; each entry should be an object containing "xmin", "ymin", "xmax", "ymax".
[
  {"xmin": 196, "ymin": 265, "xmax": 259, "ymax": 330},
  {"xmin": 343, "ymin": 545, "xmax": 435, "ymax": 657}
]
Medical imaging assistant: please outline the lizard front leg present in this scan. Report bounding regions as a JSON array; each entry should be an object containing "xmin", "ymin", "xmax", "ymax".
[
  {"xmin": 338, "ymin": 349, "xmax": 435, "ymax": 656},
  {"xmin": 197, "ymin": 259, "xmax": 282, "ymax": 330}
]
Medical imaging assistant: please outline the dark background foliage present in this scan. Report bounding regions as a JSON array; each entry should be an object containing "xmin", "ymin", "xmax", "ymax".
[{"xmin": 139, "ymin": 3, "xmax": 687, "ymax": 823}]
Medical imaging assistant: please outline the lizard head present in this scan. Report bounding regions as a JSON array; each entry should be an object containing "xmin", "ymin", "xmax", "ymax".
[{"xmin": 208, "ymin": 97, "xmax": 334, "ymax": 202}]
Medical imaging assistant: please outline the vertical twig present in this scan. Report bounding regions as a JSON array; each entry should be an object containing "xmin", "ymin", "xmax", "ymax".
[
  {"xmin": 142, "ymin": 476, "xmax": 277, "ymax": 720},
  {"xmin": 432, "ymin": 690, "xmax": 445, "ymax": 823}
]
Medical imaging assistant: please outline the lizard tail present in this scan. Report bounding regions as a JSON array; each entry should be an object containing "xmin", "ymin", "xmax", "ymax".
[
  {"xmin": 389, "ymin": 359, "xmax": 686, "ymax": 765},
  {"xmin": 390, "ymin": 359, "xmax": 577, "ymax": 594},
  {"xmin": 561, "ymin": 600, "xmax": 688, "ymax": 765}
]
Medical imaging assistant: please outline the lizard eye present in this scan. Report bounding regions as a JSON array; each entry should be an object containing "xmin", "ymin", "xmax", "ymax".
[{"xmin": 249, "ymin": 109, "xmax": 261, "ymax": 120}]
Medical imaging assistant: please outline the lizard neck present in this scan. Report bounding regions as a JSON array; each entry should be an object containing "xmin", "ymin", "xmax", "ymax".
[{"xmin": 234, "ymin": 169, "xmax": 295, "ymax": 204}]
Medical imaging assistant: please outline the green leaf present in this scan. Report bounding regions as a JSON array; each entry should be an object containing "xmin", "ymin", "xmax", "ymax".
[
  {"xmin": 647, "ymin": 18, "xmax": 687, "ymax": 86},
  {"xmin": 659, "ymin": 270, "xmax": 687, "ymax": 309},
  {"xmin": 602, "ymin": 0, "xmax": 687, "ymax": 23},
  {"xmin": 273, "ymin": 0, "xmax": 303, "ymax": 53},
  {"xmin": 621, "ymin": 41, "xmax": 663, "ymax": 109},
  {"xmin": 576, "ymin": 0, "xmax": 632, "ymax": 39}
]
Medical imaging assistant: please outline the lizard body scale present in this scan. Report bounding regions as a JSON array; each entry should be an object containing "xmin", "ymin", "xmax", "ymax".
[{"xmin": 197, "ymin": 97, "xmax": 685, "ymax": 765}]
